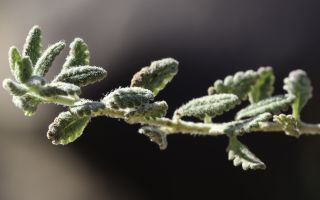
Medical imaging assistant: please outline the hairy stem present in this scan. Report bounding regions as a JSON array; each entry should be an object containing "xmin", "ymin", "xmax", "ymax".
[
  {"xmin": 90, "ymin": 104, "xmax": 320, "ymax": 137},
  {"xmin": 28, "ymin": 92, "xmax": 79, "ymax": 106},
  {"xmin": 298, "ymin": 122, "xmax": 320, "ymax": 135},
  {"xmin": 95, "ymin": 107, "xmax": 220, "ymax": 136}
]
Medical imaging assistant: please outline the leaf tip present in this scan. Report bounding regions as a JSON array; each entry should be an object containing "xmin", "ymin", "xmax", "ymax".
[
  {"xmin": 130, "ymin": 58, "xmax": 179, "ymax": 96},
  {"xmin": 47, "ymin": 112, "xmax": 90, "ymax": 145}
]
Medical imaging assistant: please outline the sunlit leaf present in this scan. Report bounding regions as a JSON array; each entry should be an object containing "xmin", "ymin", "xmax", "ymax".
[
  {"xmin": 174, "ymin": 94, "xmax": 240, "ymax": 120},
  {"xmin": 283, "ymin": 69, "xmax": 312, "ymax": 119},
  {"xmin": 249, "ymin": 67, "xmax": 275, "ymax": 103},
  {"xmin": 236, "ymin": 95, "xmax": 295, "ymax": 120},
  {"xmin": 227, "ymin": 136, "xmax": 266, "ymax": 170},
  {"xmin": 131, "ymin": 58, "xmax": 178, "ymax": 96}
]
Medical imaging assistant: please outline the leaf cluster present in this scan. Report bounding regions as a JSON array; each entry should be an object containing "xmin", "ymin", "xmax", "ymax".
[
  {"xmin": 2, "ymin": 26, "xmax": 315, "ymax": 171},
  {"xmin": 3, "ymin": 26, "xmax": 106, "ymax": 116}
]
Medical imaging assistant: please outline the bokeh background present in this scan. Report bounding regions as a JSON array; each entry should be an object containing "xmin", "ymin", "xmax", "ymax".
[{"xmin": 1, "ymin": 0, "xmax": 320, "ymax": 199}]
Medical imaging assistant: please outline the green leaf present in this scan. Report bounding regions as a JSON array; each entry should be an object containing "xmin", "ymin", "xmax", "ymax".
[
  {"xmin": 15, "ymin": 56, "xmax": 33, "ymax": 83},
  {"xmin": 70, "ymin": 100, "xmax": 106, "ymax": 117},
  {"xmin": 47, "ymin": 111, "xmax": 90, "ymax": 145},
  {"xmin": 249, "ymin": 67, "xmax": 275, "ymax": 104},
  {"xmin": 102, "ymin": 87, "xmax": 154, "ymax": 109},
  {"xmin": 139, "ymin": 126, "xmax": 168, "ymax": 150},
  {"xmin": 2, "ymin": 79, "xmax": 28, "ymax": 96},
  {"xmin": 125, "ymin": 101, "xmax": 168, "ymax": 119},
  {"xmin": 22, "ymin": 25, "xmax": 42, "ymax": 65},
  {"xmin": 227, "ymin": 136, "xmax": 266, "ymax": 170},
  {"xmin": 130, "ymin": 58, "xmax": 179, "ymax": 96},
  {"xmin": 236, "ymin": 95, "xmax": 295, "ymax": 120},
  {"xmin": 174, "ymin": 94, "xmax": 240, "ymax": 120},
  {"xmin": 273, "ymin": 114, "xmax": 300, "ymax": 137},
  {"xmin": 220, "ymin": 113, "xmax": 272, "ymax": 135},
  {"xmin": 283, "ymin": 69, "xmax": 313, "ymax": 119},
  {"xmin": 38, "ymin": 82, "xmax": 81, "ymax": 97},
  {"xmin": 209, "ymin": 69, "xmax": 259, "ymax": 100},
  {"xmin": 8, "ymin": 46, "xmax": 21, "ymax": 76},
  {"xmin": 63, "ymin": 38, "xmax": 90, "ymax": 68},
  {"xmin": 12, "ymin": 95, "xmax": 40, "ymax": 116},
  {"xmin": 54, "ymin": 66, "xmax": 107, "ymax": 87},
  {"xmin": 33, "ymin": 41, "xmax": 65, "ymax": 77}
]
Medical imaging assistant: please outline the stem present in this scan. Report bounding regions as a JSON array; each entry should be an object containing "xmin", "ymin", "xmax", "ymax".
[
  {"xmin": 45, "ymin": 95, "xmax": 78, "ymax": 106},
  {"xmin": 298, "ymin": 122, "xmax": 320, "ymax": 135},
  {"xmin": 28, "ymin": 92, "xmax": 78, "ymax": 106},
  {"xmin": 92, "ymin": 105, "xmax": 320, "ymax": 137},
  {"xmin": 293, "ymin": 101, "xmax": 300, "ymax": 120},
  {"xmin": 95, "ymin": 107, "xmax": 222, "ymax": 136}
]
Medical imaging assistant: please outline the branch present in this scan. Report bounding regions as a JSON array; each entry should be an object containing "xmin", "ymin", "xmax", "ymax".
[
  {"xmin": 3, "ymin": 25, "xmax": 319, "ymax": 171},
  {"xmin": 91, "ymin": 103, "xmax": 320, "ymax": 136}
]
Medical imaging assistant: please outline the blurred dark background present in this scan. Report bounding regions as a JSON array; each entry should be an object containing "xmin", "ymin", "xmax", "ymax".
[{"xmin": 1, "ymin": 0, "xmax": 320, "ymax": 199}]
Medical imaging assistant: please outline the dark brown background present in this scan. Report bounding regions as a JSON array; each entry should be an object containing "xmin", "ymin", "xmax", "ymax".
[{"xmin": 1, "ymin": 0, "xmax": 320, "ymax": 199}]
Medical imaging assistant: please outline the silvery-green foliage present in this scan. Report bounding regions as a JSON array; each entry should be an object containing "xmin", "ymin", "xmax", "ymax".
[
  {"xmin": 2, "ymin": 25, "xmax": 107, "ymax": 115},
  {"xmin": 102, "ymin": 87, "xmax": 154, "ymax": 109},
  {"xmin": 174, "ymin": 94, "xmax": 240, "ymax": 120},
  {"xmin": 273, "ymin": 114, "xmax": 300, "ymax": 137},
  {"xmin": 221, "ymin": 113, "xmax": 272, "ymax": 135},
  {"xmin": 9, "ymin": 47, "xmax": 21, "ymax": 76},
  {"xmin": 70, "ymin": 100, "xmax": 106, "ymax": 117},
  {"xmin": 139, "ymin": 126, "xmax": 168, "ymax": 150},
  {"xmin": 125, "ymin": 101, "xmax": 168, "ymax": 119},
  {"xmin": 12, "ymin": 95, "xmax": 40, "ymax": 116},
  {"xmin": 236, "ymin": 95, "xmax": 295, "ymax": 120},
  {"xmin": 53, "ymin": 66, "xmax": 107, "ymax": 87},
  {"xmin": 38, "ymin": 82, "xmax": 81, "ymax": 97},
  {"xmin": 63, "ymin": 38, "xmax": 90, "ymax": 68},
  {"xmin": 16, "ymin": 56, "xmax": 33, "ymax": 83},
  {"xmin": 130, "ymin": 58, "xmax": 178, "ymax": 96},
  {"xmin": 227, "ymin": 136, "xmax": 266, "ymax": 170},
  {"xmin": 209, "ymin": 69, "xmax": 259, "ymax": 100},
  {"xmin": 22, "ymin": 25, "xmax": 42, "ymax": 65},
  {"xmin": 283, "ymin": 70, "xmax": 313, "ymax": 119},
  {"xmin": 249, "ymin": 67, "xmax": 275, "ymax": 104},
  {"xmin": 47, "ymin": 111, "xmax": 90, "ymax": 145},
  {"xmin": 3, "ymin": 79, "xmax": 28, "ymax": 96},
  {"xmin": 3, "ymin": 25, "xmax": 319, "ymax": 171},
  {"xmin": 33, "ymin": 41, "xmax": 65, "ymax": 77}
]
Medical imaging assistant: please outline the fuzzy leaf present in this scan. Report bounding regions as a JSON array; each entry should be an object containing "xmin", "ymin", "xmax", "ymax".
[
  {"xmin": 227, "ymin": 136, "xmax": 266, "ymax": 170},
  {"xmin": 209, "ymin": 69, "xmax": 259, "ymax": 100},
  {"xmin": 236, "ymin": 95, "xmax": 295, "ymax": 120},
  {"xmin": 125, "ymin": 101, "xmax": 168, "ymax": 119},
  {"xmin": 63, "ymin": 38, "xmax": 90, "ymax": 68},
  {"xmin": 70, "ymin": 100, "xmax": 106, "ymax": 117},
  {"xmin": 38, "ymin": 82, "xmax": 81, "ymax": 97},
  {"xmin": 283, "ymin": 70, "xmax": 312, "ymax": 119},
  {"xmin": 220, "ymin": 113, "xmax": 272, "ymax": 135},
  {"xmin": 47, "ymin": 111, "xmax": 90, "ymax": 145},
  {"xmin": 139, "ymin": 126, "xmax": 168, "ymax": 150},
  {"xmin": 102, "ymin": 87, "xmax": 154, "ymax": 109},
  {"xmin": 22, "ymin": 25, "xmax": 42, "ymax": 65},
  {"xmin": 131, "ymin": 58, "xmax": 178, "ymax": 96},
  {"xmin": 249, "ymin": 67, "xmax": 275, "ymax": 103},
  {"xmin": 273, "ymin": 114, "xmax": 300, "ymax": 137},
  {"xmin": 33, "ymin": 41, "xmax": 65, "ymax": 77},
  {"xmin": 16, "ymin": 56, "xmax": 33, "ymax": 83},
  {"xmin": 2, "ymin": 79, "xmax": 28, "ymax": 96},
  {"xmin": 8, "ymin": 46, "xmax": 21, "ymax": 76},
  {"xmin": 54, "ymin": 66, "xmax": 107, "ymax": 87},
  {"xmin": 174, "ymin": 94, "xmax": 240, "ymax": 120},
  {"xmin": 12, "ymin": 95, "xmax": 40, "ymax": 116}
]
